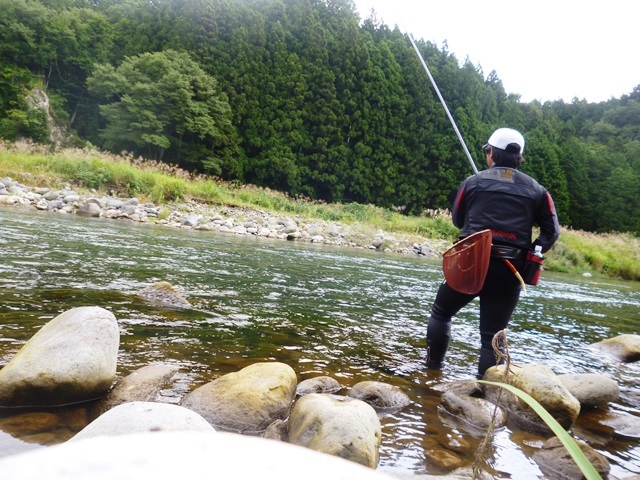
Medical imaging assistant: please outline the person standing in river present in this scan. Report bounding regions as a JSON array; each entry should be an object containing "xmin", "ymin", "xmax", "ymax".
[{"xmin": 425, "ymin": 127, "xmax": 561, "ymax": 377}]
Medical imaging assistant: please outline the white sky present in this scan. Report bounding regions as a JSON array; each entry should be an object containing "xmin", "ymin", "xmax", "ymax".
[{"xmin": 352, "ymin": 0, "xmax": 640, "ymax": 103}]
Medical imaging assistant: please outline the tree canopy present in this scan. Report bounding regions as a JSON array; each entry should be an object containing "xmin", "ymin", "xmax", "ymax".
[{"xmin": 1, "ymin": 0, "xmax": 638, "ymax": 234}]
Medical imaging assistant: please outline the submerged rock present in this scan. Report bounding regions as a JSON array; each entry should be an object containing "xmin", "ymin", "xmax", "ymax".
[
  {"xmin": 0, "ymin": 306, "xmax": 119, "ymax": 407},
  {"xmin": 288, "ymin": 393, "xmax": 382, "ymax": 468},
  {"xmin": 532, "ymin": 436, "xmax": 610, "ymax": 479},
  {"xmin": 181, "ymin": 362, "xmax": 297, "ymax": 434},
  {"xmin": 138, "ymin": 282, "xmax": 191, "ymax": 309}
]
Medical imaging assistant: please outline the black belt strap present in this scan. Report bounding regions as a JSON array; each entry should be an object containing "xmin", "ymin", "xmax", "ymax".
[{"xmin": 491, "ymin": 245, "xmax": 524, "ymax": 260}]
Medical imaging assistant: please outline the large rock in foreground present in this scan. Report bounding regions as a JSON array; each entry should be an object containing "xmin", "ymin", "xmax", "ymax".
[
  {"xmin": 0, "ymin": 431, "xmax": 395, "ymax": 480},
  {"xmin": 0, "ymin": 307, "xmax": 119, "ymax": 407},
  {"xmin": 483, "ymin": 363, "xmax": 580, "ymax": 434},
  {"xmin": 181, "ymin": 362, "xmax": 297, "ymax": 433},
  {"xmin": 288, "ymin": 393, "xmax": 382, "ymax": 468},
  {"xmin": 72, "ymin": 402, "xmax": 214, "ymax": 440}
]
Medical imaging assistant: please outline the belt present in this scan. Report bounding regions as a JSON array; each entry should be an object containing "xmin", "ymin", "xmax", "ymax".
[{"xmin": 491, "ymin": 245, "xmax": 525, "ymax": 260}]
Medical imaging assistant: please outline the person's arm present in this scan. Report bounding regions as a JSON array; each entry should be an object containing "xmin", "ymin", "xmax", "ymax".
[
  {"xmin": 451, "ymin": 181, "xmax": 468, "ymax": 229},
  {"xmin": 533, "ymin": 191, "xmax": 561, "ymax": 252}
]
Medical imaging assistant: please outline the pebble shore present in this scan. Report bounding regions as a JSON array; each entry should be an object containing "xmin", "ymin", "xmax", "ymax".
[{"xmin": 0, "ymin": 176, "xmax": 449, "ymax": 259}]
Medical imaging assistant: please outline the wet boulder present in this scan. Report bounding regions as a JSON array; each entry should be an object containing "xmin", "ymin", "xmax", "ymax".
[
  {"xmin": 483, "ymin": 363, "xmax": 580, "ymax": 434},
  {"xmin": 181, "ymin": 362, "xmax": 297, "ymax": 434},
  {"xmin": 296, "ymin": 376, "xmax": 342, "ymax": 396},
  {"xmin": 288, "ymin": 393, "xmax": 382, "ymax": 468},
  {"xmin": 589, "ymin": 334, "xmax": 640, "ymax": 362},
  {"xmin": 0, "ymin": 306, "xmax": 119, "ymax": 407},
  {"xmin": 138, "ymin": 282, "xmax": 191, "ymax": 309},
  {"xmin": 440, "ymin": 390, "xmax": 506, "ymax": 431},
  {"xmin": 347, "ymin": 381, "xmax": 410, "ymax": 410},
  {"xmin": 532, "ymin": 436, "xmax": 610, "ymax": 479},
  {"xmin": 558, "ymin": 373, "xmax": 619, "ymax": 408},
  {"xmin": 72, "ymin": 402, "xmax": 214, "ymax": 441},
  {"xmin": 93, "ymin": 365, "xmax": 180, "ymax": 415}
]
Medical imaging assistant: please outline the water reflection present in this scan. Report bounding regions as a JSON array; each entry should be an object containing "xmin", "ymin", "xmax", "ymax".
[{"xmin": 1, "ymin": 206, "xmax": 639, "ymax": 478}]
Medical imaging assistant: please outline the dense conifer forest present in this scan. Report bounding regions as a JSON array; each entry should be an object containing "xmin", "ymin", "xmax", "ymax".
[{"xmin": 1, "ymin": 0, "xmax": 638, "ymax": 234}]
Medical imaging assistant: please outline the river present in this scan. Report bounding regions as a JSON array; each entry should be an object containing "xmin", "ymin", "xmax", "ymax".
[{"xmin": 1, "ymin": 205, "xmax": 639, "ymax": 478}]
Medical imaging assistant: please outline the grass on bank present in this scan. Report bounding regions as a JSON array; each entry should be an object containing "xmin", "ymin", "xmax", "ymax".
[{"xmin": 1, "ymin": 142, "xmax": 639, "ymax": 282}]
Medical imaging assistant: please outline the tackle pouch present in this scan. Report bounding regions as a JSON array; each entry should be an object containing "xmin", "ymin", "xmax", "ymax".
[{"xmin": 522, "ymin": 249, "xmax": 545, "ymax": 285}]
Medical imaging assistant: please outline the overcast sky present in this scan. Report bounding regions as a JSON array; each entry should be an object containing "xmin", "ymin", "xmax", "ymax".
[{"xmin": 352, "ymin": 0, "xmax": 640, "ymax": 103}]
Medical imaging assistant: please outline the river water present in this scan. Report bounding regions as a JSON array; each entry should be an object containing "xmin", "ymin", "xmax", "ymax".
[{"xmin": 1, "ymin": 206, "xmax": 639, "ymax": 478}]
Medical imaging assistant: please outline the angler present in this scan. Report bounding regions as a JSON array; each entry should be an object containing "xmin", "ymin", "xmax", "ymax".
[{"xmin": 407, "ymin": 34, "xmax": 561, "ymax": 377}]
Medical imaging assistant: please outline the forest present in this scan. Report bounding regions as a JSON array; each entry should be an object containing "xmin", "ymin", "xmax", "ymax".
[{"xmin": 1, "ymin": 0, "xmax": 639, "ymax": 234}]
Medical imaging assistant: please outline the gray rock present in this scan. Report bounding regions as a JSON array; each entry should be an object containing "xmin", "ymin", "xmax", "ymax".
[
  {"xmin": 558, "ymin": 373, "xmax": 619, "ymax": 408},
  {"xmin": 0, "ymin": 195, "xmax": 19, "ymax": 205},
  {"xmin": 288, "ymin": 393, "xmax": 382, "ymax": 468},
  {"xmin": 106, "ymin": 198, "xmax": 123, "ymax": 209},
  {"xmin": 590, "ymin": 334, "xmax": 640, "ymax": 362},
  {"xmin": 43, "ymin": 190, "xmax": 61, "ymax": 200},
  {"xmin": 181, "ymin": 362, "xmax": 297, "ymax": 434},
  {"xmin": 47, "ymin": 199, "xmax": 64, "ymax": 210},
  {"xmin": 440, "ymin": 390, "xmax": 506, "ymax": 431},
  {"xmin": 138, "ymin": 282, "xmax": 191, "ymax": 309},
  {"xmin": 72, "ymin": 402, "xmax": 215, "ymax": 441},
  {"xmin": 532, "ymin": 436, "xmax": 610, "ymax": 479},
  {"xmin": 297, "ymin": 376, "xmax": 342, "ymax": 396},
  {"xmin": 600, "ymin": 411, "xmax": 640, "ymax": 438},
  {"xmin": 484, "ymin": 363, "xmax": 581, "ymax": 434},
  {"xmin": 63, "ymin": 194, "xmax": 81, "ymax": 203},
  {"xmin": 348, "ymin": 381, "xmax": 410, "ymax": 410},
  {"xmin": 76, "ymin": 202, "xmax": 102, "ymax": 217},
  {"xmin": 94, "ymin": 365, "xmax": 180, "ymax": 415},
  {"xmin": 121, "ymin": 205, "xmax": 138, "ymax": 216},
  {"xmin": 262, "ymin": 419, "xmax": 288, "ymax": 441},
  {"xmin": 181, "ymin": 214, "xmax": 200, "ymax": 227},
  {"xmin": 0, "ymin": 306, "xmax": 119, "ymax": 407}
]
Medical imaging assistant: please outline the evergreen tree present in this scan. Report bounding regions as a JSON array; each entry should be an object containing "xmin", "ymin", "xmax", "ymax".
[{"xmin": 87, "ymin": 49, "xmax": 238, "ymax": 175}]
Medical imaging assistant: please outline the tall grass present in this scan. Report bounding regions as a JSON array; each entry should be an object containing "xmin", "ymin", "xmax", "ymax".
[
  {"xmin": 550, "ymin": 229, "xmax": 640, "ymax": 281},
  {"xmin": 1, "ymin": 142, "xmax": 638, "ymax": 281}
]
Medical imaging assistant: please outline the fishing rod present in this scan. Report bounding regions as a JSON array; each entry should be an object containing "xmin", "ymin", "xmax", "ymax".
[
  {"xmin": 406, "ymin": 33, "xmax": 479, "ymax": 174},
  {"xmin": 407, "ymin": 32, "xmax": 528, "ymax": 293}
]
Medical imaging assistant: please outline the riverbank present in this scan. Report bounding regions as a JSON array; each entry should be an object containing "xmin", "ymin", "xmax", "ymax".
[
  {"xmin": 0, "ymin": 177, "xmax": 450, "ymax": 258},
  {"xmin": 1, "ymin": 141, "xmax": 639, "ymax": 281}
]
